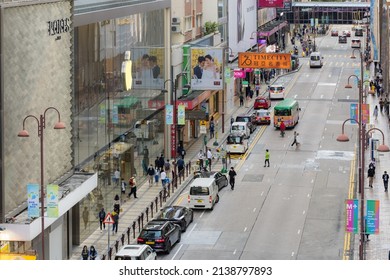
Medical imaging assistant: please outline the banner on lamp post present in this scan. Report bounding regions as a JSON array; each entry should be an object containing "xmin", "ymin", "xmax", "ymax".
[
  {"xmin": 177, "ymin": 105, "xmax": 185, "ymax": 125},
  {"xmin": 345, "ymin": 199, "xmax": 359, "ymax": 233},
  {"xmin": 47, "ymin": 184, "xmax": 59, "ymax": 218},
  {"xmin": 366, "ymin": 200, "xmax": 380, "ymax": 234},
  {"xmin": 27, "ymin": 183, "xmax": 40, "ymax": 218},
  {"xmin": 165, "ymin": 104, "xmax": 173, "ymax": 125}
]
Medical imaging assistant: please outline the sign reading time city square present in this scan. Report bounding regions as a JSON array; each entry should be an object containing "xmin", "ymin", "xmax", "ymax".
[{"xmin": 238, "ymin": 52, "xmax": 291, "ymax": 69}]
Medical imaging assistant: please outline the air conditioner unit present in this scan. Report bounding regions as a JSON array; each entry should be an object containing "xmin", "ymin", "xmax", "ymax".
[
  {"xmin": 171, "ymin": 25, "xmax": 181, "ymax": 33},
  {"xmin": 172, "ymin": 17, "xmax": 181, "ymax": 24}
]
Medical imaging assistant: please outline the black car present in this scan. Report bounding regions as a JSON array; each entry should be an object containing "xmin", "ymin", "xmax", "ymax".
[
  {"xmin": 137, "ymin": 220, "xmax": 181, "ymax": 254},
  {"xmin": 193, "ymin": 171, "xmax": 228, "ymax": 191},
  {"xmin": 155, "ymin": 206, "xmax": 194, "ymax": 232},
  {"xmin": 235, "ymin": 115, "xmax": 256, "ymax": 133}
]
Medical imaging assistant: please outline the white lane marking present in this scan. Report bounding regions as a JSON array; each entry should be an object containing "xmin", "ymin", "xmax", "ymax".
[
  {"xmin": 347, "ymin": 96, "xmax": 350, "ymax": 99},
  {"xmin": 233, "ymin": 249, "xmax": 237, "ymax": 255},
  {"xmin": 187, "ymin": 223, "xmax": 197, "ymax": 237},
  {"xmin": 244, "ymin": 227, "xmax": 247, "ymax": 232},
  {"xmin": 297, "ymin": 229, "xmax": 301, "ymax": 235},
  {"xmin": 294, "ymin": 94, "xmax": 298, "ymax": 99},
  {"xmin": 328, "ymin": 74, "xmax": 332, "ymax": 78},
  {"xmin": 307, "ymin": 193, "xmax": 310, "ymax": 198},
  {"xmin": 303, "ymin": 210, "xmax": 306, "ymax": 215},
  {"xmin": 291, "ymin": 252, "xmax": 295, "ymax": 257},
  {"xmin": 261, "ymin": 191, "xmax": 264, "ymax": 196},
  {"xmin": 253, "ymin": 208, "xmax": 257, "ymax": 212},
  {"xmin": 200, "ymin": 211, "xmax": 205, "ymax": 218},
  {"xmin": 320, "ymin": 95, "xmax": 324, "ymax": 99},
  {"xmin": 171, "ymin": 244, "xmax": 183, "ymax": 260},
  {"xmin": 311, "ymin": 179, "xmax": 314, "ymax": 183}
]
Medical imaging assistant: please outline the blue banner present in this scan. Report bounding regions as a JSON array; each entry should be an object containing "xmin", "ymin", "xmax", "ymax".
[
  {"xmin": 112, "ymin": 105, "xmax": 118, "ymax": 124},
  {"xmin": 27, "ymin": 184, "xmax": 40, "ymax": 218},
  {"xmin": 165, "ymin": 104, "xmax": 173, "ymax": 125}
]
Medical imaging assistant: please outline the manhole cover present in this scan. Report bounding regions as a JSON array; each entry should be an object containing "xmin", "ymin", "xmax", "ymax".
[{"xmin": 242, "ymin": 174, "xmax": 264, "ymax": 182}]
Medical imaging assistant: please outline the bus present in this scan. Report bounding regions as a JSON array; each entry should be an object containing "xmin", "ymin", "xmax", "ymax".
[
  {"xmin": 351, "ymin": 38, "xmax": 361, "ymax": 48},
  {"xmin": 273, "ymin": 98, "xmax": 300, "ymax": 129},
  {"xmin": 355, "ymin": 26, "xmax": 363, "ymax": 37}
]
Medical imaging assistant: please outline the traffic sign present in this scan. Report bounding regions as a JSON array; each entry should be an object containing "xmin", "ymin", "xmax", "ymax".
[{"xmin": 103, "ymin": 213, "xmax": 114, "ymax": 224}]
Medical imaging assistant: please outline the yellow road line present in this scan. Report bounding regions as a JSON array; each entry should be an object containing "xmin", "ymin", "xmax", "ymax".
[
  {"xmin": 236, "ymin": 125, "xmax": 267, "ymax": 172},
  {"xmin": 343, "ymin": 147, "xmax": 357, "ymax": 260}
]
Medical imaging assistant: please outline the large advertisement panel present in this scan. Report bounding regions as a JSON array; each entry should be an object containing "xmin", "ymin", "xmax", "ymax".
[
  {"xmin": 228, "ymin": 0, "xmax": 257, "ymax": 59},
  {"xmin": 190, "ymin": 47, "xmax": 223, "ymax": 90},
  {"xmin": 258, "ymin": 0, "xmax": 284, "ymax": 8},
  {"xmin": 131, "ymin": 48, "xmax": 165, "ymax": 89}
]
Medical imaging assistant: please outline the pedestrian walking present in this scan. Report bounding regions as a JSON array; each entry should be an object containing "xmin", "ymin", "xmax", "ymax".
[
  {"xmin": 197, "ymin": 150, "xmax": 205, "ymax": 169},
  {"xmin": 98, "ymin": 207, "xmax": 106, "ymax": 232},
  {"xmin": 373, "ymin": 105, "xmax": 379, "ymax": 120},
  {"xmin": 379, "ymin": 97, "xmax": 384, "ymax": 112},
  {"xmin": 291, "ymin": 131, "xmax": 300, "ymax": 147},
  {"xmin": 367, "ymin": 166, "xmax": 375, "ymax": 188},
  {"xmin": 81, "ymin": 245, "xmax": 89, "ymax": 260},
  {"xmin": 158, "ymin": 154, "xmax": 165, "ymax": 170},
  {"xmin": 228, "ymin": 167, "xmax": 237, "ymax": 190},
  {"xmin": 113, "ymin": 194, "xmax": 120, "ymax": 213},
  {"xmin": 164, "ymin": 159, "xmax": 171, "ymax": 177},
  {"xmin": 154, "ymin": 167, "xmax": 160, "ymax": 184},
  {"xmin": 385, "ymin": 98, "xmax": 390, "ymax": 115},
  {"xmin": 89, "ymin": 246, "xmax": 98, "ymax": 260},
  {"xmin": 111, "ymin": 209, "xmax": 119, "ymax": 234},
  {"xmin": 264, "ymin": 149, "xmax": 270, "ymax": 167},
  {"xmin": 177, "ymin": 157, "xmax": 185, "ymax": 177},
  {"xmin": 382, "ymin": 171, "xmax": 389, "ymax": 192},
  {"xmin": 207, "ymin": 148, "xmax": 213, "ymax": 171},
  {"xmin": 239, "ymin": 94, "xmax": 244, "ymax": 107},
  {"xmin": 128, "ymin": 177, "xmax": 137, "ymax": 198},
  {"xmin": 120, "ymin": 178, "xmax": 126, "ymax": 197},
  {"xmin": 178, "ymin": 144, "xmax": 186, "ymax": 159},
  {"xmin": 147, "ymin": 164, "xmax": 155, "ymax": 186},
  {"xmin": 160, "ymin": 170, "xmax": 167, "ymax": 188},
  {"xmin": 114, "ymin": 169, "xmax": 120, "ymax": 186},
  {"xmin": 209, "ymin": 119, "xmax": 215, "ymax": 139}
]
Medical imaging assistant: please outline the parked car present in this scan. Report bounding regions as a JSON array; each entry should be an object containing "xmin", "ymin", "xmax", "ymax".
[
  {"xmin": 254, "ymin": 95, "xmax": 271, "ymax": 110},
  {"xmin": 137, "ymin": 220, "xmax": 181, "ymax": 254},
  {"xmin": 114, "ymin": 244, "xmax": 157, "ymax": 260},
  {"xmin": 252, "ymin": 109, "xmax": 271, "ymax": 125},
  {"xmin": 193, "ymin": 171, "xmax": 228, "ymax": 191},
  {"xmin": 331, "ymin": 29, "xmax": 339, "ymax": 36},
  {"xmin": 235, "ymin": 115, "xmax": 256, "ymax": 133},
  {"xmin": 154, "ymin": 206, "xmax": 193, "ymax": 232}
]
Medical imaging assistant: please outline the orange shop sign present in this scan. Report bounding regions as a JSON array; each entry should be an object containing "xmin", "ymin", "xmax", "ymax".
[{"xmin": 238, "ymin": 52, "xmax": 291, "ymax": 69}]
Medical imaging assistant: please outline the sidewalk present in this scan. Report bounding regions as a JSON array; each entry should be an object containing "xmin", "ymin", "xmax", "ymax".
[{"xmin": 353, "ymin": 62, "xmax": 390, "ymax": 260}]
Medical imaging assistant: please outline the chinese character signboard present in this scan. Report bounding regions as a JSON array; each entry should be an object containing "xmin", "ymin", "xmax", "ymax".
[
  {"xmin": 345, "ymin": 199, "xmax": 359, "ymax": 233},
  {"xmin": 258, "ymin": 0, "xmax": 284, "ymax": 8},
  {"xmin": 238, "ymin": 52, "xmax": 291, "ymax": 69},
  {"xmin": 171, "ymin": 125, "xmax": 176, "ymax": 159}
]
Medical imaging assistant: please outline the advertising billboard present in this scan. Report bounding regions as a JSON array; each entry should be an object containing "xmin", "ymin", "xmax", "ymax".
[
  {"xmin": 190, "ymin": 47, "xmax": 223, "ymax": 90},
  {"xmin": 258, "ymin": 0, "xmax": 284, "ymax": 8},
  {"xmin": 131, "ymin": 48, "xmax": 165, "ymax": 89},
  {"xmin": 228, "ymin": 0, "xmax": 257, "ymax": 59}
]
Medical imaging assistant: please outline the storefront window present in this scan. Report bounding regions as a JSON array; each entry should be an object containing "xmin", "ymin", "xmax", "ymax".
[{"xmin": 73, "ymin": 10, "xmax": 166, "ymax": 243}]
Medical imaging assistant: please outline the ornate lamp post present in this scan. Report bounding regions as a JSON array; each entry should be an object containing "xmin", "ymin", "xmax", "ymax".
[{"xmin": 18, "ymin": 107, "xmax": 65, "ymax": 260}]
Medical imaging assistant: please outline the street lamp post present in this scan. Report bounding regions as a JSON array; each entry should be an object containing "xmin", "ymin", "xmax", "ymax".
[
  {"xmin": 162, "ymin": 74, "xmax": 189, "ymax": 160},
  {"xmin": 17, "ymin": 107, "xmax": 65, "ymax": 260}
]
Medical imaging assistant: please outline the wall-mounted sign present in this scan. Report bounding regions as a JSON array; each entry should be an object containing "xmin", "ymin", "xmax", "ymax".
[
  {"xmin": 47, "ymin": 18, "xmax": 70, "ymax": 36},
  {"xmin": 258, "ymin": 0, "xmax": 284, "ymax": 8},
  {"xmin": 238, "ymin": 52, "xmax": 291, "ymax": 69}
]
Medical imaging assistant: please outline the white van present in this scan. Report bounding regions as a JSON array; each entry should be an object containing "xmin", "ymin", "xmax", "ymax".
[
  {"xmin": 187, "ymin": 178, "xmax": 219, "ymax": 210},
  {"xmin": 309, "ymin": 52, "xmax": 323, "ymax": 68},
  {"xmin": 230, "ymin": 121, "xmax": 251, "ymax": 139},
  {"xmin": 114, "ymin": 244, "xmax": 157, "ymax": 260}
]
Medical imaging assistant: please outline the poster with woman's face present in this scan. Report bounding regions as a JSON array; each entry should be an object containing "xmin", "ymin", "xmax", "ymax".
[{"xmin": 190, "ymin": 47, "xmax": 223, "ymax": 90}]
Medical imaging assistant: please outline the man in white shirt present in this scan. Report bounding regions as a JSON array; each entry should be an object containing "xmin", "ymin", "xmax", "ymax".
[
  {"xmin": 160, "ymin": 170, "xmax": 167, "ymax": 188},
  {"xmin": 114, "ymin": 169, "xmax": 120, "ymax": 186},
  {"xmin": 207, "ymin": 148, "xmax": 213, "ymax": 171},
  {"xmin": 197, "ymin": 150, "xmax": 205, "ymax": 169}
]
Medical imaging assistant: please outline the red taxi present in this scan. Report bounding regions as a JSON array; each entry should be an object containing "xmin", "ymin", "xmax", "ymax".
[{"xmin": 252, "ymin": 109, "xmax": 271, "ymax": 125}]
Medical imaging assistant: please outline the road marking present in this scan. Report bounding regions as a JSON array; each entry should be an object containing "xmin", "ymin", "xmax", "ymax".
[
  {"xmin": 311, "ymin": 179, "xmax": 314, "ymax": 183},
  {"xmin": 261, "ymin": 191, "xmax": 264, "ymax": 196},
  {"xmin": 291, "ymin": 252, "xmax": 295, "ymax": 257},
  {"xmin": 303, "ymin": 210, "xmax": 306, "ymax": 215},
  {"xmin": 233, "ymin": 249, "xmax": 237, "ymax": 255},
  {"xmin": 294, "ymin": 94, "xmax": 298, "ymax": 99},
  {"xmin": 320, "ymin": 95, "xmax": 324, "ymax": 99},
  {"xmin": 187, "ymin": 223, "xmax": 197, "ymax": 237},
  {"xmin": 171, "ymin": 244, "xmax": 183, "ymax": 260},
  {"xmin": 297, "ymin": 229, "xmax": 301, "ymax": 235},
  {"xmin": 244, "ymin": 227, "xmax": 247, "ymax": 232},
  {"xmin": 200, "ymin": 211, "xmax": 205, "ymax": 218},
  {"xmin": 307, "ymin": 193, "xmax": 310, "ymax": 198},
  {"xmin": 253, "ymin": 208, "xmax": 256, "ymax": 212}
]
